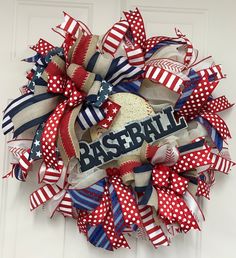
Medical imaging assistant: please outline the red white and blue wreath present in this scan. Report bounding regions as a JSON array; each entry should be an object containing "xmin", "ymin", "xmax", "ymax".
[{"xmin": 2, "ymin": 8, "xmax": 235, "ymax": 251}]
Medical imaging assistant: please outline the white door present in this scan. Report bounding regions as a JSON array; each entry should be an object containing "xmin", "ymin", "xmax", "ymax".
[{"xmin": 0, "ymin": 1, "xmax": 235, "ymax": 258}]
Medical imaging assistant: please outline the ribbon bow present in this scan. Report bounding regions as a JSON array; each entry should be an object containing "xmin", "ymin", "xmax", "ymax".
[
  {"xmin": 68, "ymin": 168, "xmax": 141, "ymax": 250},
  {"xmin": 133, "ymin": 142, "xmax": 200, "ymax": 233},
  {"xmin": 47, "ymin": 74, "xmax": 84, "ymax": 108},
  {"xmin": 41, "ymin": 34, "xmax": 114, "ymax": 171}
]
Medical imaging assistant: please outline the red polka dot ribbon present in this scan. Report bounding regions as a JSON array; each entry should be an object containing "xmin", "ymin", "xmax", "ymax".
[
  {"xmin": 178, "ymin": 76, "xmax": 219, "ymax": 121},
  {"xmin": 124, "ymin": 8, "xmax": 146, "ymax": 49},
  {"xmin": 30, "ymin": 38, "xmax": 54, "ymax": 56},
  {"xmin": 152, "ymin": 165, "xmax": 199, "ymax": 232},
  {"xmin": 196, "ymin": 179, "xmax": 210, "ymax": 199}
]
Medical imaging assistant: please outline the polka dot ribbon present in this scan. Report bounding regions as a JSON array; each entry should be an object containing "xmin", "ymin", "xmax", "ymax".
[
  {"xmin": 152, "ymin": 165, "xmax": 199, "ymax": 232},
  {"xmin": 177, "ymin": 74, "xmax": 232, "ymax": 143},
  {"xmin": 74, "ymin": 170, "xmax": 141, "ymax": 251},
  {"xmin": 30, "ymin": 38, "xmax": 54, "ymax": 56}
]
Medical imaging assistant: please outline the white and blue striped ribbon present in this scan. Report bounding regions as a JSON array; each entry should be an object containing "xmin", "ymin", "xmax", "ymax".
[
  {"xmin": 106, "ymin": 56, "xmax": 143, "ymax": 86},
  {"xmin": 2, "ymin": 93, "xmax": 34, "ymax": 135},
  {"xmin": 2, "ymin": 92, "xmax": 59, "ymax": 137},
  {"xmin": 77, "ymin": 105, "xmax": 105, "ymax": 130}
]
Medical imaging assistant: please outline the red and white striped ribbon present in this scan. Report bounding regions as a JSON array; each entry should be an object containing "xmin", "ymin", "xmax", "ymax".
[
  {"xmin": 19, "ymin": 149, "xmax": 32, "ymax": 173},
  {"xmin": 139, "ymin": 205, "xmax": 169, "ymax": 248},
  {"xmin": 57, "ymin": 192, "xmax": 73, "ymax": 217},
  {"xmin": 57, "ymin": 12, "xmax": 91, "ymax": 36},
  {"xmin": 102, "ymin": 20, "xmax": 129, "ymax": 55},
  {"xmin": 209, "ymin": 153, "xmax": 236, "ymax": 174},
  {"xmin": 175, "ymin": 29, "xmax": 193, "ymax": 67},
  {"xmin": 125, "ymin": 45, "xmax": 145, "ymax": 68},
  {"xmin": 39, "ymin": 160, "xmax": 64, "ymax": 184},
  {"xmin": 30, "ymin": 184, "xmax": 61, "ymax": 210},
  {"xmin": 198, "ymin": 64, "xmax": 225, "ymax": 81},
  {"xmin": 144, "ymin": 65, "xmax": 183, "ymax": 93}
]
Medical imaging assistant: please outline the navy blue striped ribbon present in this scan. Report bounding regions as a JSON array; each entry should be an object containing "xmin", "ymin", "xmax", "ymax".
[
  {"xmin": 3, "ymin": 92, "xmax": 59, "ymax": 137},
  {"xmin": 133, "ymin": 164, "xmax": 153, "ymax": 205},
  {"xmin": 3, "ymin": 93, "xmax": 55, "ymax": 118},
  {"xmin": 68, "ymin": 178, "xmax": 106, "ymax": 211},
  {"xmin": 175, "ymin": 69, "xmax": 201, "ymax": 111},
  {"xmin": 196, "ymin": 116, "xmax": 223, "ymax": 151},
  {"xmin": 106, "ymin": 56, "xmax": 143, "ymax": 86},
  {"xmin": 109, "ymin": 183, "xmax": 126, "ymax": 235},
  {"xmin": 112, "ymin": 79, "xmax": 142, "ymax": 94},
  {"xmin": 77, "ymin": 105, "xmax": 105, "ymax": 130},
  {"xmin": 13, "ymin": 164, "xmax": 25, "ymax": 181},
  {"xmin": 145, "ymin": 40, "xmax": 182, "ymax": 60},
  {"xmin": 87, "ymin": 224, "xmax": 112, "ymax": 250},
  {"xmin": 2, "ymin": 93, "xmax": 34, "ymax": 135},
  {"xmin": 22, "ymin": 53, "xmax": 42, "ymax": 63}
]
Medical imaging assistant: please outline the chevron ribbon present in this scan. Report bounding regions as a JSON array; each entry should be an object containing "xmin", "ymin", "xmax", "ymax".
[
  {"xmin": 146, "ymin": 58, "xmax": 186, "ymax": 73},
  {"xmin": 9, "ymin": 147, "xmax": 26, "ymax": 160},
  {"xmin": 144, "ymin": 65, "xmax": 184, "ymax": 93}
]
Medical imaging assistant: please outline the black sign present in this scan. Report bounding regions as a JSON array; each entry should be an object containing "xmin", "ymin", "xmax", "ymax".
[{"xmin": 79, "ymin": 106, "xmax": 187, "ymax": 172}]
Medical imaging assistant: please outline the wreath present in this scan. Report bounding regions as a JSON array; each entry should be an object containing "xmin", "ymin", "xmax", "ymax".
[{"xmin": 2, "ymin": 8, "xmax": 235, "ymax": 251}]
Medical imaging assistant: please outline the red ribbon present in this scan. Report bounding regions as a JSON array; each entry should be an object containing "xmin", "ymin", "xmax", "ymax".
[{"xmin": 152, "ymin": 165, "xmax": 199, "ymax": 232}]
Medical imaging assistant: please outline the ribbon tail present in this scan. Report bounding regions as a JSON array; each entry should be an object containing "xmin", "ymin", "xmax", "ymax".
[{"xmin": 139, "ymin": 205, "xmax": 169, "ymax": 248}]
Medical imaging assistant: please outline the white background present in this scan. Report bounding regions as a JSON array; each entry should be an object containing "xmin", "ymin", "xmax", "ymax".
[{"xmin": 0, "ymin": 0, "xmax": 236, "ymax": 258}]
